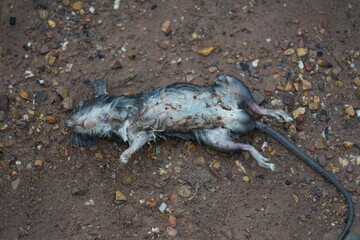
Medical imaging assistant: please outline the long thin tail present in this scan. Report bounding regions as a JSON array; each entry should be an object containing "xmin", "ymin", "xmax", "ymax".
[{"xmin": 255, "ymin": 120, "xmax": 354, "ymax": 240}]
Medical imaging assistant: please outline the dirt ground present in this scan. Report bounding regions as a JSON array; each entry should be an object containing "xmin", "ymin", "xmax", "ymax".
[{"xmin": 1, "ymin": 0, "xmax": 360, "ymax": 239}]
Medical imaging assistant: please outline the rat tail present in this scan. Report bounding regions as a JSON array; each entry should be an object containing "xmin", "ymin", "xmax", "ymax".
[{"xmin": 255, "ymin": 120, "xmax": 354, "ymax": 240}]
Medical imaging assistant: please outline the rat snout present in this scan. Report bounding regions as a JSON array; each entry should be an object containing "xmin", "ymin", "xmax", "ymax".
[{"xmin": 65, "ymin": 116, "xmax": 84, "ymax": 128}]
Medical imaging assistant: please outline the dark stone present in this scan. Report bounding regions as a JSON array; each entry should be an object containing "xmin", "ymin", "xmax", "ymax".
[
  {"xmin": 34, "ymin": 92, "xmax": 47, "ymax": 103},
  {"xmin": 317, "ymin": 153, "xmax": 327, "ymax": 167},
  {"xmin": 256, "ymin": 174, "xmax": 264, "ymax": 180},
  {"xmin": 226, "ymin": 172, "xmax": 233, "ymax": 180},
  {"xmin": 39, "ymin": 45, "xmax": 49, "ymax": 55},
  {"xmin": 316, "ymin": 109, "xmax": 327, "ymax": 121},
  {"xmin": 282, "ymin": 92, "xmax": 295, "ymax": 106},
  {"xmin": 240, "ymin": 62, "xmax": 249, "ymax": 71},
  {"xmin": 57, "ymin": 8, "xmax": 66, "ymax": 16},
  {"xmin": 156, "ymin": 160, "xmax": 165, "ymax": 167},
  {"xmin": 81, "ymin": 77, "xmax": 90, "ymax": 85},
  {"xmin": 251, "ymin": 90, "xmax": 265, "ymax": 105},
  {"xmin": 302, "ymin": 178, "xmax": 314, "ymax": 184},
  {"xmin": 23, "ymin": 44, "xmax": 30, "ymax": 51},
  {"xmin": 151, "ymin": 4, "xmax": 157, "ymax": 10},
  {"xmin": 165, "ymin": 30, "xmax": 172, "ymax": 37},
  {"xmin": 0, "ymin": 95, "xmax": 9, "ymax": 111},
  {"xmin": 285, "ymin": 180, "xmax": 292, "ymax": 185},
  {"xmin": 111, "ymin": 60, "xmax": 122, "ymax": 69},
  {"xmin": 97, "ymin": 53, "xmax": 106, "ymax": 59},
  {"xmin": 9, "ymin": 16, "xmax": 16, "ymax": 25},
  {"xmin": 313, "ymin": 188, "xmax": 322, "ymax": 198}
]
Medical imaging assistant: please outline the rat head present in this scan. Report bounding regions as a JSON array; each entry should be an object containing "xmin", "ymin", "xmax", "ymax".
[{"xmin": 65, "ymin": 95, "xmax": 114, "ymax": 137}]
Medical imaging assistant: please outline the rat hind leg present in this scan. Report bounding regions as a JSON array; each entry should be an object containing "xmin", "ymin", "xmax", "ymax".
[
  {"xmin": 247, "ymin": 102, "xmax": 293, "ymax": 122},
  {"xmin": 214, "ymin": 75, "xmax": 292, "ymax": 122},
  {"xmin": 197, "ymin": 128, "xmax": 275, "ymax": 171}
]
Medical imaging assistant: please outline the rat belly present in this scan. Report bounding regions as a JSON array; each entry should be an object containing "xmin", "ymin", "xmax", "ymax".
[{"xmin": 138, "ymin": 90, "xmax": 253, "ymax": 133}]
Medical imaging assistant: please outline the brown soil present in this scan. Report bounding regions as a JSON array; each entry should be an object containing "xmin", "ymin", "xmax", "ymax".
[{"xmin": 1, "ymin": 0, "xmax": 359, "ymax": 239}]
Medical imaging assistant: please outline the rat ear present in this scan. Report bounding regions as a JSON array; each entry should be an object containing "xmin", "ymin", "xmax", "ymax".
[{"xmin": 91, "ymin": 77, "xmax": 109, "ymax": 97}]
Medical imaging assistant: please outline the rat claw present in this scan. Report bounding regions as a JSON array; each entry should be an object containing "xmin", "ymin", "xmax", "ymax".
[
  {"xmin": 284, "ymin": 116, "xmax": 293, "ymax": 122},
  {"xmin": 119, "ymin": 154, "xmax": 129, "ymax": 163},
  {"xmin": 268, "ymin": 163, "xmax": 276, "ymax": 171},
  {"xmin": 271, "ymin": 110, "xmax": 293, "ymax": 122}
]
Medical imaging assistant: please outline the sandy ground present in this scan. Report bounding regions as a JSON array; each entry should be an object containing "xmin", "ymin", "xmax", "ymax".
[{"xmin": 1, "ymin": 0, "xmax": 360, "ymax": 239}]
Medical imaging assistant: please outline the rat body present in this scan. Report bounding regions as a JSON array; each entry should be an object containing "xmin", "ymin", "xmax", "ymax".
[{"xmin": 65, "ymin": 75, "xmax": 353, "ymax": 240}]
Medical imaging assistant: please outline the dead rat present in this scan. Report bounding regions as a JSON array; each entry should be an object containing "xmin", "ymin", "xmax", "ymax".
[{"xmin": 65, "ymin": 74, "xmax": 354, "ymax": 240}]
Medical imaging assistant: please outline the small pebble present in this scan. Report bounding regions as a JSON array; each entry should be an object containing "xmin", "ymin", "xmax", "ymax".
[
  {"xmin": 9, "ymin": 16, "xmax": 16, "ymax": 25},
  {"xmin": 34, "ymin": 92, "xmax": 47, "ymax": 103},
  {"xmin": 178, "ymin": 185, "xmax": 191, "ymax": 198},
  {"xmin": 48, "ymin": 20, "xmax": 56, "ymax": 28},
  {"xmin": 240, "ymin": 62, "xmax": 249, "ymax": 71},
  {"xmin": 114, "ymin": 190, "xmax": 127, "ymax": 204},
  {"xmin": 11, "ymin": 178, "xmax": 20, "ymax": 191},
  {"xmin": 343, "ymin": 141, "xmax": 354, "ymax": 149},
  {"xmin": 304, "ymin": 62, "xmax": 313, "ymax": 71},
  {"xmin": 19, "ymin": 90, "xmax": 32, "ymax": 101},
  {"xmin": 243, "ymin": 176, "xmax": 250, "ymax": 182},
  {"xmin": 72, "ymin": 1, "xmax": 83, "ymax": 11},
  {"xmin": 325, "ymin": 151, "xmax": 333, "ymax": 159},
  {"xmin": 158, "ymin": 40, "xmax": 170, "ymax": 49},
  {"xmin": 298, "ymin": 60, "xmax": 304, "ymax": 69},
  {"xmin": 292, "ymin": 107, "xmax": 306, "ymax": 119},
  {"xmin": 317, "ymin": 153, "xmax": 327, "ymax": 167},
  {"xmin": 252, "ymin": 59, "xmax": 259, "ymax": 68},
  {"xmin": 317, "ymin": 59, "xmax": 333, "ymax": 68},
  {"xmin": 46, "ymin": 116, "xmax": 57, "ymax": 124},
  {"xmin": 208, "ymin": 66, "xmax": 217, "ymax": 73},
  {"xmin": 301, "ymin": 79, "xmax": 312, "ymax": 90},
  {"xmin": 191, "ymin": 32, "xmax": 199, "ymax": 40},
  {"xmin": 280, "ymin": 40, "xmax": 290, "ymax": 50},
  {"xmin": 62, "ymin": 0, "xmax": 71, "ymax": 6},
  {"xmin": 252, "ymin": 90, "xmax": 265, "ymax": 105},
  {"xmin": 24, "ymin": 70, "xmax": 35, "ymax": 79},
  {"xmin": 39, "ymin": 45, "xmax": 49, "ymax": 55},
  {"xmin": 89, "ymin": 6, "xmax": 95, "ymax": 14},
  {"xmin": 169, "ymin": 216, "xmax": 177, "ymax": 227},
  {"xmin": 84, "ymin": 199, "xmax": 95, "ymax": 206},
  {"xmin": 154, "ymin": 175, "xmax": 170, "ymax": 188},
  {"xmin": 166, "ymin": 227, "xmax": 177, "ymax": 237},
  {"xmin": 0, "ymin": 95, "xmax": 9, "ymax": 112},
  {"xmin": 297, "ymin": 48, "xmax": 308, "ymax": 57},
  {"xmin": 186, "ymin": 75, "xmax": 194, "ymax": 82},
  {"xmin": 296, "ymin": 27, "xmax": 305, "ymax": 36},
  {"xmin": 195, "ymin": 156, "xmax": 205, "ymax": 165},
  {"xmin": 284, "ymin": 48, "xmax": 295, "ymax": 56},
  {"xmin": 314, "ymin": 138, "xmax": 325, "ymax": 149},
  {"xmin": 345, "ymin": 105, "xmax": 355, "ymax": 117},
  {"xmin": 158, "ymin": 202, "xmax": 167, "ymax": 213},
  {"xmin": 197, "ymin": 47, "xmax": 214, "ymax": 56},
  {"xmin": 62, "ymin": 97, "xmax": 74, "ymax": 110},
  {"xmin": 38, "ymin": 10, "xmax": 49, "ymax": 20},
  {"xmin": 34, "ymin": 160, "xmax": 43, "ymax": 167},
  {"xmin": 114, "ymin": 0, "xmax": 120, "ymax": 9},
  {"xmin": 111, "ymin": 60, "xmax": 122, "ymax": 69},
  {"xmin": 161, "ymin": 20, "xmax": 171, "ymax": 32}
]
